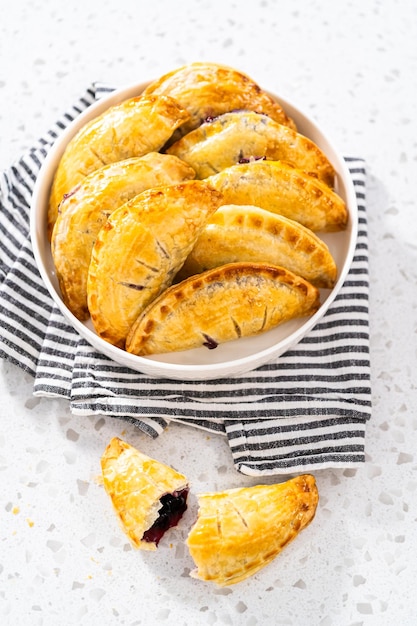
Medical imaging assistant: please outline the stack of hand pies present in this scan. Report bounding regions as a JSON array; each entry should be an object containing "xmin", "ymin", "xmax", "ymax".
[{"xmin": 50, "ymin": 62, "xmax": 348, "ymax": 356}]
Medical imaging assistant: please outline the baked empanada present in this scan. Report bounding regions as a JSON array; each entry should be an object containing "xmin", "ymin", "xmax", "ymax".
[
  {"xmin": 48, "ymin": 94, "xmax": 190, "ymax": 236},
  {"xmin": 101, "ymin": 437, "xmax": 189, "ymax": 551},
  {"xmin": 87, "ymin": 180, "xmax": 223, "ymax": 348},
  {"xmin": 208, "ymin": 160, "xmax": 348, "ymax": 232},
  {"xmin": 126, "ymin": 262, "xmax": 320, "ymax": 355},
  {"xmin": 186, "ymin": 475, "xmax": 319, "ymax": 586},
  {"xmin": 178, "ymin": 205, "xmax": 337, "ymax": 289},
  {"xmin": 143, "ymin": 61, "xmax": 296, "ymax": 139},
  {"xmin": 51, "ymin": 153, "xmax": 195, "ymax": 321},
  {"xmin": 166, "ymin": 111, "xmax": 335, "ymax": 186}
]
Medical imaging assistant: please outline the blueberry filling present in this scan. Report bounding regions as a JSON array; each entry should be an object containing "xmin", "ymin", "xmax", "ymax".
[
  {"xmin": 142, "ymin": 488, "xmax": 189, "ymax": 545},
  {"xmin": 202, "ymin": 333, "xmax": 218, "ymax": 350},
  {"xmin": 238, "ymin": 155, "xmax": 266, "ymax": 164}
]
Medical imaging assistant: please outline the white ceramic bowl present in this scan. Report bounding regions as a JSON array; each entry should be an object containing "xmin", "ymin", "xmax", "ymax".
[{"xmin": 30, "ymin": 81, "xmax": 358, "ymax": 381}]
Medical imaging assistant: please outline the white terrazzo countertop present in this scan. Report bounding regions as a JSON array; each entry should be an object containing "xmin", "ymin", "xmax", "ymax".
[{"xmin": 1, "ymin": 1, "xmax": 416, "ymax": 625}]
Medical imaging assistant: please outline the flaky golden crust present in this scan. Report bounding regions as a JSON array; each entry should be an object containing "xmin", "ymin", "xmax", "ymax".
[
  {"xmin": 186, "ymin": 475, "xmax": 319, "ymax": 586},
  {"xmin": 48, "ymin": 94, "xmax": 190, "ymax": 237},
  {"xmin": 143, "ymin": 61, "xmax": 296, "ymax": 137},
  {"xmin": 208, "ymin": 160, "xmax": 347, "ymax": 232},
  {"xmin": 51, "ymin": 153, "xmax": 195, "ymax": 321},
  {"xmin": 101, "ymin": 438, "xmax": 189, "ymax": 551},
  {"xmin": 87, "ymin": 180, "xmax": 224, "ymax": 348},
  {"xmin": 126, "ymin": 262, "xmax": 320, "ymax": 355},
  {"xmin": 167, "ymin": 111, "xmax": 335, "ymax": 186},
  {"xmin": 178, "ymin": 205, "xmax": 337, "ymax": 288}
]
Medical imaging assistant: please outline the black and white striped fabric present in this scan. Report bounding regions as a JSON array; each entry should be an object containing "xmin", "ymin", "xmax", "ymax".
[{"xmin": 0, "ymin": 83, "xmax": 371, "ymax": 475}]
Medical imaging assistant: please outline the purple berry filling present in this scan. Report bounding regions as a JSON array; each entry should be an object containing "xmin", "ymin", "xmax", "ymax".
[{"xmin": 142, "ymin": 488, "xmax": 189, "ymax": 546}]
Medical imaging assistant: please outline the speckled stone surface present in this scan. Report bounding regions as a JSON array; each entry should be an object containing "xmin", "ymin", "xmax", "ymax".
[{"xmin": 1, "ymin": 1, "xmax": 417, "ymax": 624}]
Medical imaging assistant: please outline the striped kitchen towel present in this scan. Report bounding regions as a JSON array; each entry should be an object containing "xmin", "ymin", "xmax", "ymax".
[{"xmin": 0, "ymin": 83, "xmax": 371, "ymax": 475}]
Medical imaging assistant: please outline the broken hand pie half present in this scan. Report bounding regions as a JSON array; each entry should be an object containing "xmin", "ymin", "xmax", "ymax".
[
  {"xmin": 166, "ymin": 111, "xmax": 335, "ymax": 186},
  {"xmin": 51, "ymin": 153, "xmax": 195, "ymax": 321},
  {"xmin": 87, "ymin": 180, "xmax": 224, "ymax": 348},
  {"xmin": 126, "ymin": 262, "xmax": 320, "ymax": 355},
  {"xmin": 101, "ymin": 437, "xmax": 189, "ymax": 550},
  {"xmin": 186, "ymin": 475, "xmax": 319, "ymax": 586},
  {"xmin": 208, "ymin": 160, "xmax": 348, "ymax": 232},
  {"xmin": 143, "ymin": 61, "xmax": 296, "ymax": 139},
  {"xmin": 48, "ymin": 94, "xmax": 190, "ymax": 237},
  {"xmin": 178, "ymin": 205, "xmax": 338, "ymax": 289}
]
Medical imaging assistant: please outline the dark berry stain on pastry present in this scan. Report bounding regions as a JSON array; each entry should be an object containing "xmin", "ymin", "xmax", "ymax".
[
  {"xmin": 202, "ymin": 333, "xmax": 218, "ymax": 349},
  {"xmin": 142, "ymin": 488, "xmax": 189, "ymax": 546},
  {"xmin": 238, "ymin": 155, "xmax": 266, "ymax": 164}
]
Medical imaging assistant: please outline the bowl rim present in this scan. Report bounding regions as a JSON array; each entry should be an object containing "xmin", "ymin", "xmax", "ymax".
[{"xmin": 30, "ymin": 80, "xmax": 358, "ymax": 380}]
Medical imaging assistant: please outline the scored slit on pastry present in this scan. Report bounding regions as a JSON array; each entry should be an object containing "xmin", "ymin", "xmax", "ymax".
[
  {"xmin": 143, "ymin": 61, "xmax": 296, "ymax": 139},
  {"xmin": 186, "ymin": 475, "xmax": 319, "ymax": 586},
  {"xmin": 87, "ymin": 180, "xmax": 224, "ymax": 348},
  {"xmin": 126, "ymin": 262, "xmax": 320, "ymax": 355},
  {"xmin": 51, "ymin": 153, "xmax": 195, "ymax": 321},
  {"xmin": 166, "ymin": 110, "xmax": 335, "ymax": 186},
  {"xmin": 48, "ymin": 94, "xmax": 191, "ymax": 237},
  {"xmin": 177, "ymin": 204, "xmax": 338, "ymax": 288},
  {"xmin": 101, "ymin": 437, "xmax": 189, "ymax": 550}
]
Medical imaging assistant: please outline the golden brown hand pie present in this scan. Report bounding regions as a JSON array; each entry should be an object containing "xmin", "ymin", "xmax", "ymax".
[
  {"xmin": 101, "ymin": 437, "xmax": 189, "ymax": 551},
  {"xmin": 126, "ymin": 262, "xmax": 320, "ymax": 355},
  {"xmin": 166, "ymin": 111, "xmax": 335, "ymax": 186},
  {"xmin": 186, "ymin": 475, "xmax": 319, "ymax": 586},
  {"xmin": 143, "ymin": 61, "xmax": 296, "ymax": 139},
  {"xmin": 178, "ymin": 205, "xmax": 337, "ymax": 289},
  {"xmin": 48, "ymin": 94, "xmax": 190, "ymax": 237},
  {"xmin": 51, "ymin": 153, "xmax": 195, "ymax": 321},
  {"xmin": 87, "ymin": 180, "xmax": 224, "ymax": 348},
  {"xmin": 207, "ymin": 160, "xmax": 348, "ymax": 232}
]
